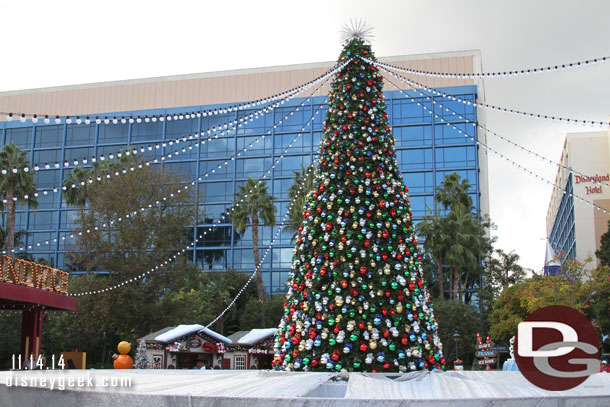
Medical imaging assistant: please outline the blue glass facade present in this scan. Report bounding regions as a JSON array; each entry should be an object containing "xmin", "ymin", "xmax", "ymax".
[
  {"xmin": 549, "ymin": 175, "xmax": 576, "ymax": 260},
  {"xmin": 0, "ymin": 85, "xmax": 480, "ymax": 295}
]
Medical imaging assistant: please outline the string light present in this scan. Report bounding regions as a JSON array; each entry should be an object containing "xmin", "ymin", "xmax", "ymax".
[
  {"xmin": 12, "ymin": 95, "xmax": 327, "ymax": 259},
  {"xmin": 71, "ymin": 107, "xmax": 324, "ymax": 297},
  {"xmin": 0, "ymin": 59, "xmax": 348, "ymax": 125},
  {"xmin": 375, "ymin": 55, "xmax": 609, "ymax": 79},
  {"xmin": 369, "ymin": 58, "xmax": 610, "ymax": 128},
  {"xmin": 380, "ymin": 71, "xmax": 610, "ymax": 215},
  {"xmin": 0, "ymin": 61, "xmax": 348, "ymax": 183},
  {"xmin": 375, "ymin": 62, "xmax": 610, "ymax": 190}
]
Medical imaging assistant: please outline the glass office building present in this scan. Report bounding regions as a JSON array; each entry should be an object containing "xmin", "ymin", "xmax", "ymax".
[{"xmin": 0, "ymin": 52, "xmax": 487, "ymax": 294}]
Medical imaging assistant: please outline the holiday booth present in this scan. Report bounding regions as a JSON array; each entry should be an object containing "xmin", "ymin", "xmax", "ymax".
[
  {"xmin": 225, "ymin": 328, "xmax": 277, "ymax": 369},
  {"xmin": 141, "ymin": 324, "xmax": 231, "ymax": 369}
]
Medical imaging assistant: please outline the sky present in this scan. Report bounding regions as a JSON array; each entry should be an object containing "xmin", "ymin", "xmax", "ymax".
[{"xmin": 0, "ymin": 0, "xmax": 609, "ymax": 272}]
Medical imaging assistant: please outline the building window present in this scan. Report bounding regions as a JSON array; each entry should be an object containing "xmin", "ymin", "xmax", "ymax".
[{"xmin": 235, "ymin": 355, "xmax": 246, "ymax": 370}]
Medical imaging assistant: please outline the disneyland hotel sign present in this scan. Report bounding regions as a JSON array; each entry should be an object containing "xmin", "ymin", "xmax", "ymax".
[{"xmin": 574, "ymin": 173, "xmax": 609, "ymax": 195}]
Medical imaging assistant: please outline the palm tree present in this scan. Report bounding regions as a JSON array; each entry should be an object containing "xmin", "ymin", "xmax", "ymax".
[
  {"xmin": 434, "ymin": 172, "xmax": 473, "ymax": 212},
  {"xmin": 285, "ymin": 165, "xmax": 316, "ymax": 242},
  {"xmin": 443, "ymin": 207, "xmax": 481, "ymax": 301},
  {"xmin": 231, "ymin": 178, "xmax": 276, "ymax": 327},
  {"xmin": 62, "ymin": 166, "xmax": 93, "ymax": 217},
  {"xmin": 417, "ymin": 206, "xmax": 450, "ymax": 299},
  {"xmin": 205, "ymin": 276, "xmax": 234, "ymax": 335},
  {"xmin": 419, "ymin": 173, "xmax": 489, "ymax": 301},
  {"xmin": 0, "ymin": 143, "xmax": 38, "ymax": 255}
]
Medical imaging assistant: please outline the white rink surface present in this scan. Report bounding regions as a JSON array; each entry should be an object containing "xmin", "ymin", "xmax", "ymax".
[{"xmin": 0, "ymin": 369, "xmax": 609, "ymax": 407}]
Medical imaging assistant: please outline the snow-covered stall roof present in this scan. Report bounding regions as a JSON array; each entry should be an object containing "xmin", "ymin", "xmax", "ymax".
[
  {"xmin": 152, "ymin": 324, "xmax": 232, "ymax": 344},
  {"xmin": 140, "ymin": 326, "xmax": 175, "ymax": 342},
  {"xmin": 198, "ymin": 327, "xmax": 232, "ymax": 344},
  {"xmin": 237, "ymin": 328, "xmax": 277, "ymax": 346},
  {"xmin": 154, "ymin": 324, "xmax": 204, "ymax": 343}
]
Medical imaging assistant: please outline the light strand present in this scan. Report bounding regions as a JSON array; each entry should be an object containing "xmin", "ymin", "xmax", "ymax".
[
  {"xmin": 376, "ymin": 62, "xmax": 610, "ymax": 190},
  {"xmin": 0, "ymin": 61, "xmax": 347, "ymax": 188},
  {"xmin": 371, "ymin": 58, "xmax": 610, "ymax": 128},
  {"xmin": 14, "ymin": 96, "xmax": 326, "ymax": 259},
  {"xmin": 376, "ymin": 55, "xmax": 609, "ymax": 79},
  {"xmin": 71, "ymin": 105, "xmax": 324, "ymax": 296},
  {"xmin": 1, "ymin": 60, "xmax": 345, "ymax": 125},
  {"xmin": 380, "ymin": 70, "xmax": 610, "ymax": 215}
]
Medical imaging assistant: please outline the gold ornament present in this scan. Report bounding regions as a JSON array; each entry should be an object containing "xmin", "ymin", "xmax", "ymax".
[{"xmin": 369, "ymin": 341, "xmax": 377, "ymax": 350}]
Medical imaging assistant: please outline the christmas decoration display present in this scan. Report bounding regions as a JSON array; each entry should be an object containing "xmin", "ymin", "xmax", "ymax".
[
  {"xmin": 114, "ymin": 341, "xmax": 134, "ymax": 369},
  {"xmin": 135, "ymin": 339, "xmax": 148, "ymax": 369},
  {"xmin": 272, "ymin": 33, "xmax": 444, "ymax": 372}
]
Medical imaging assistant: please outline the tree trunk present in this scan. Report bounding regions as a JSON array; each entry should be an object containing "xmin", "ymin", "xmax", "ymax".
[
  {"xmin": 5, "ymin": 178, "xmax": 15, "ymax": 256},
  {"xmin": 460, "ymin": 269, "xmax": 470, "ymax": 303},
  {"xmin": 452, "ymin": 266, "xmax": 460, "ymax": 301},
  {"xmin": 448, "ymin": 268, "xmax": 454, "ymax": 300},
  {"xmin": 437, "ymin": 258, "xmax": 444, "ymax": 299},
  {"xmin": 251, "ymin": 215, "xmax": 266, "ymax": 327}
]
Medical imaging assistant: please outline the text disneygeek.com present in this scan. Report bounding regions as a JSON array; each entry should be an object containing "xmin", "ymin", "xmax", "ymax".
[{"xmin": 4, "ymin": 372, "xmax": 132, "ymax": 390}]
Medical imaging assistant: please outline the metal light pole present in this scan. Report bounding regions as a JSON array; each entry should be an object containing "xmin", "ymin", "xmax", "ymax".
[
  {"xmin": 101, "ymin": 331, "xmax": 106, "ymax": 369},
  {"xmin": 453, "ymin": 331, "xmax": 460, "ymax": 361}
]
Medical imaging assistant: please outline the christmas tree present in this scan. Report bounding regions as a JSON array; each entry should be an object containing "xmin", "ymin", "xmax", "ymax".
[
  {"xmin": 272, "ymin": 32, "xmax": 445, "ymax": 373},
  {"xmin": 135, "ymin": 339, "xmax": 148, "ymax": 369}
]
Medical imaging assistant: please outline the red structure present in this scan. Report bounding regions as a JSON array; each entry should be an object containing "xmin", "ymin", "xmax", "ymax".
[{"xmin": 0, "ymin": 256, "xmax": 77, "ymax": 361}]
